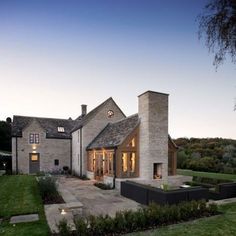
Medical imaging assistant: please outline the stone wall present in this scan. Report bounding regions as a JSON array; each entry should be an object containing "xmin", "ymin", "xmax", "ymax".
[
  {"xmin": 72, "ymin": 129, "xmax": 81, "ymax": 175},
  {"xmin": 12, "ymin": 119, "xmax": 71, "ymax": 173},
  {"xmin": 138, "ymin": 91, "xmax": 169, "ymax": 181},
  {"xmin": 80, "ymin": 99, "xmax": 125, "ymax": 176}
]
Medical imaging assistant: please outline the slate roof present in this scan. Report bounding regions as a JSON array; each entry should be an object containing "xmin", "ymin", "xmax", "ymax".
[
  {"xmin": 12, "ymin": 116, "xmax": 76, "ymax": 139},
  {"xmin": 12, "ymin": 97, "xmax": 126, "ymax": 139},
  {"xmin": 87, "ymin": 114, "xmax": 140, "ymax": 150},
  {"xmin": 71, "ymin": 97, "xmax": 126, "ymax": 133}
]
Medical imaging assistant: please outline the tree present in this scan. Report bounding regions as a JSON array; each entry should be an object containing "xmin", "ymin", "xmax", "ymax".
[
  {"xmin": 198, "ymin": 0, "xmax": 236, "ymax": 68},
  {"xmin": 0, "ymin": 121, "xmax": 11, "ymax": 151}
]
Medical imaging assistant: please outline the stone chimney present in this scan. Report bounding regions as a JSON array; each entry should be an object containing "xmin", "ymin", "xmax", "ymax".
[
  {"xmin": 138, "ymin": 91, "xmax": 169, "ymax": 181},
  {"xmin": 81, "ymin": 104, "xmax": 87, "ymax": 116}
]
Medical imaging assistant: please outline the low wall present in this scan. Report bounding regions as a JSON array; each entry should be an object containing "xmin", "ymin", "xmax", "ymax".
[
  {"xmin": 103, "ymin": 175, "xmax": 114, "ymax": 188},
  {"xmin": 210, "ymin": 182, "xmax": 236, "ymax": 200},
  {"xmin": 86, "ymin": 171, "xmax": 94, "ymax": 180},
  {"xmin": 121, "ymin": 181, "xmax": 208, "ymax": 205}
]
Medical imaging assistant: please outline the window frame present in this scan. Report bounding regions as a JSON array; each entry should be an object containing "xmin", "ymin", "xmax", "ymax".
[
  {"xmin": 29, "ymin": 133, "xmax": 40, "ymax": 144},
  {"xmin": 54, "ymin": 159, "xmax": 59, "ymax": 166}
]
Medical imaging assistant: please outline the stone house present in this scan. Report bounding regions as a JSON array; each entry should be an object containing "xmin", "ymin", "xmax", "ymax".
[{"xmin": 12, "ymin": 90, "xmax": 177, "ymax": 187}]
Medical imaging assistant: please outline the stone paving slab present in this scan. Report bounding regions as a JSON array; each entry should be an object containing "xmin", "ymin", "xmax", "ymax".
[
  {"xmin": 10, "ymin": 214, "xmax": 39, "ymax": 224},
  {"xmin": 210, "ymin": 197, "xmax": 236, "ymax": 205},
  {"xmin": 57, "ymin": 176, "xmax": 141, "ymax": 218}
]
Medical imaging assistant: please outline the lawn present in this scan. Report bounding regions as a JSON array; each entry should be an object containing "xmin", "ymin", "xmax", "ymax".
[
  {"xmin": 177, "ymin": 169, "xmax": 236, "ymax": 181},
  {"xmin": 128, "ymin": 202, "xmax": 236, "ymax": 236},
  {"xmin": 0, "ymin": 175, "xmax": 49, "ymax": 236}
]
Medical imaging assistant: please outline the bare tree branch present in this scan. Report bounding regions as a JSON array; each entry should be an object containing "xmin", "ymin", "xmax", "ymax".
[{"xmin": 198, "ymin": 0, "xmax": 236, "ymax": 68}]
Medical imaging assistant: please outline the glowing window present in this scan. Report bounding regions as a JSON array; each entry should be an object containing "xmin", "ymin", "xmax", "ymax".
[
  {"xmin": 31, "ymin": 154, "xmax": 38, "ymax": 161},
  {"xmin": 127, "ymin": 138, "xmax": 135, "ymax": 147},
  {"xmin": 58, "ymin": 127, "xmax": 65, "ymax": 132},
  {"xmin": 122, "ymin": 153, "xmax": 128, "ymax": 172},
  {"xmin": 130, "ymin": 153, "xmax": 136, "ymax": 172}
]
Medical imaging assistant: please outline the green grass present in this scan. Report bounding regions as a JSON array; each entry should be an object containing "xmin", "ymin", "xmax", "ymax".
[
  {"xmin": 177, "ymin": 169, "xmax": 236, "ymax": 181},
  {"xmin": 0, "ymin": 175, "xmax": 49, "ymax": 236},
  {"xmin": 128, "ymin": 202, "xmax": 236, "ymax": 236}
]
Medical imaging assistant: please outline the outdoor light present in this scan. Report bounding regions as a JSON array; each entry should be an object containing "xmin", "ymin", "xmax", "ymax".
[
  {"xmin": 32, "ymin": 146, "xmax": 36, "ymax": 150},
  {"xmin": 61, "ymin": 209, "xmax": 67, "ymax": 215}
]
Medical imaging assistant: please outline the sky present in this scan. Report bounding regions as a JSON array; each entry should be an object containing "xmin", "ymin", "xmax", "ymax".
[{"xmin": 0, "ymin": 0, "xmax": 235, "ymax": 139}]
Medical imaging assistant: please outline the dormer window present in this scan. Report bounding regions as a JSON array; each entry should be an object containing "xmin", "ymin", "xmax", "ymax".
[{"xmin": 57, "ymin": 127, "xmax": 65, "ymax": 133}]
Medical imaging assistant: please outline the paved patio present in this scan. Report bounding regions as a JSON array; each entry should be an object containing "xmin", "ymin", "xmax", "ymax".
[{"xmin": 57, "ymin": 176, "xmax": 141, "ymax": 217}]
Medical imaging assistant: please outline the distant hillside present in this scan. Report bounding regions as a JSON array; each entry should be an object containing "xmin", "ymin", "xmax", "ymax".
[{"xmin": 174, "ymin": 138, "xmax": 236, "ymax": 174}]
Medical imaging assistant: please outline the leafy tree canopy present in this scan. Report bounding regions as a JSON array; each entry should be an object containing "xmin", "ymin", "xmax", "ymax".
[{"xmin": 0, "ymin": 121, "xmax": 11, "ymax": 152}]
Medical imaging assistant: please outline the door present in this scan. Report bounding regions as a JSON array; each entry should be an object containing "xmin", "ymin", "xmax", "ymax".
[
  {"xmin": 29, "ymin": 153, "xmax": 40, "ymax": 173},
  {"xmin": 95, "ymin": 153, "xmax": 103, "ymax": 180}
]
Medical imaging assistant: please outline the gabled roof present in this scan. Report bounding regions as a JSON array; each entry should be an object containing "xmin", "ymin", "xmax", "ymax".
[
  {"xmin": 71, "ymin": 97, "xmax": 126, "ymax": 133},
  {"xmin": 12, "ymin": 116, "xmax": 76, "ymax": 139},
  {"xmin": 12, "ymin": 97, "xmax": 126, "ymax": 139},
  {"xmin": 87, "ymin": 114, "xmax": 139, "ymax": 150}
]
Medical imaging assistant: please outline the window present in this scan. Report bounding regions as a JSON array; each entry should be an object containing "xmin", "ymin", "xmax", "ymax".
[
  {"xmin": 31, "ymin": 154, "xmax": 38, "ymax": 161},
  {"xmin": 29, "ymin": 133, "xmax": 39, "ymax": 144},
  {"xmin": 87, "ymin": 152, "xmax": 95, "ymax": 171},
  {"xmin": 127, "ymin": 138, "xmax": 136, "ymax": 147},
  {"xmin": 54, "ymin": 159, "xmax": 59, "ymax": 166},
  {"xmin": 104, "ymin": 151, "xmax": 113, "ymax": 175},
  {"xmin": 122, "ymin": 153, "xmax": 128, "ymax": 172},
  {"xmin": 130, "ymin": 153, "xmax": 136, "ymax": 172},
  {"xmin": 122, "ymin": 152, "xmax": 136, "ymax": 176},
  {"xmin": 57, "ymin": 127, "xmax": 65, "ymax": 132},
  {"xmin": 35, "ymin": 134, "xmax": 39, "ymax": 144}
]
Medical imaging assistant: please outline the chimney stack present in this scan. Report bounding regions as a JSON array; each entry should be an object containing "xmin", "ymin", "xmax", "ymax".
[
  {"xmin": 138, "ymin": 91, "xmax": 169, "ymax": 180},
  {"xmin": 81, "ymin": 104, "xmax": 87, "ymax": 116}
]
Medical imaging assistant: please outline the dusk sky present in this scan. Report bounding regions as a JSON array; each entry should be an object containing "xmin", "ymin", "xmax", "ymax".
[{"xmin": 0, "ymin": 0, "xmax": 235, "ymax": 139}]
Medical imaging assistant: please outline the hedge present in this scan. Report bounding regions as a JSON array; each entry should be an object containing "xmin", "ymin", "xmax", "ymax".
[{"xmin": 57, "ymin": 200, "xmax": 218, "ymax": 236}]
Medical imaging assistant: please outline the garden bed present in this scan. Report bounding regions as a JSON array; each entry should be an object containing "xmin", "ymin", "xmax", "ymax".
[
  {"xmin": 94, "ymin": 182, "xmax": 113, "ymax": 190},
  {"xmin": 37, "ymin": 176, "xmax": 65, "ymax": 204}
]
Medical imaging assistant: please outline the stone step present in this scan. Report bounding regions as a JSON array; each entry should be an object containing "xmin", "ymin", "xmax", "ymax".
[{"xmin": 10, "ymin": 214, "xmax": 39, "ymax": 224}]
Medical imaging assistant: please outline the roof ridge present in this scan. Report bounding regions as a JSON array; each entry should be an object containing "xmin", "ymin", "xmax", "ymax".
[
  {"xmin": 13, "ymin": 115, "xmax": 72, "ymax": 121},
  {"xmin": 111, "ymin": 113, "xmax": 138, "ymax": 125},
  {"xmin": 71, "ymin": 96, "xmax": 125, "ymax": 133},
  {"xmin": 75, "ymin": 97, "xmax": 113, "ymax": 121}
]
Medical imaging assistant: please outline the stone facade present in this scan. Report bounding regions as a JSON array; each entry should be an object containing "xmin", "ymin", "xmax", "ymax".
[
  {"xmin": 72, "ymin": 129, "xmax": 81, "ymax": 175},
  {"xmin": 12, "ymin": 119, "xmax": 71, "ymax": 173},
  {"xmin": 138, "ymin": 91, "xmax": 169, "ymax": 181},
  {"xmin": 12, "ymin": 90, "xmax": 175, "ymax": 180},
  {"xmin": 72, "ymin": 98, "xmax": 125, "ymax": 176}
]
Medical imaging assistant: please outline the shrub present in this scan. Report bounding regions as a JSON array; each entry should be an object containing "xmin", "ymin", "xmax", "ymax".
[
  {"xmin": 208, "ymin": 202, "xmax": 218, "ymax": 215},
  {"xmin": 113, "ymin": 211, "xmax": 126, "ymax": 233},
  {"xmin": 58, "ymin": 200, "xmax": 218, "ymax": 235},
  {"xmin": 199, "ymin": 200, "xmax": 207, "ymax": 215},
  {"xmin": 36, "ymin": 171, "xmax": 45, "ymax": 176},
  {"xmin": 57, "ymin": 218, "xmax": 72, "ymax": 236},
  {"xmin": 94, "ymin": 182, "xmax": 113, "ymax": 190},
  {"xmin": 74, "ymin": 217, "xmax": 87, "ymax": 236},
  {"xmin": 38, "ymin": 176, "xmax": 64, "ymax": 204},
  {"xmin": 78, "ymin": 175, "xmax": 90, "ymax": 180},
  {"xmin": 38, "ymin": 176, "xmax": 58, "ymax": 199}
]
